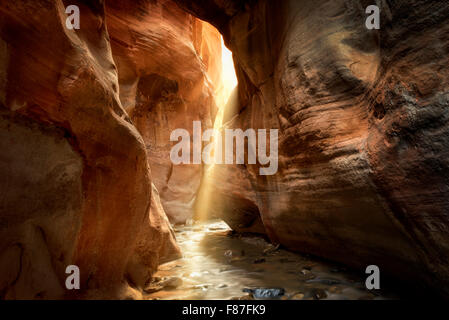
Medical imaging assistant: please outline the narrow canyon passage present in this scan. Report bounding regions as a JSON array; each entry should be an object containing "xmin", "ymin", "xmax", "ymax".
[
  {"xmin": 1, "ymin": 0, "xmax": 449, "ymax": 300},
  {"xmin": 145, "ymin": 220, "xmax": 402, "ymax": 300}
]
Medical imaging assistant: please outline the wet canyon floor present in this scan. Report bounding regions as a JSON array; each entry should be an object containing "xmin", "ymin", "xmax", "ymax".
[{"xmin": 145, "ymin": 220, "xmax": 404, "ymax": 300}]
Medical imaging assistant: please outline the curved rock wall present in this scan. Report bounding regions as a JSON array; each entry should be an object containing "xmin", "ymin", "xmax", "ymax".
[
  {"xmin": 0, "ymin": 0, "xmax": 180, "ymax": 299},
  {"xmin": 1, "ymin": 0, "xmax": 449, "ymax": 299},
  {"xmin": 175, "ymin": 0, "xmax": 449, "ymax": 294},
  {"xmin": 106, "ymin": 0, "xmax": 222, "ymax": 224}
]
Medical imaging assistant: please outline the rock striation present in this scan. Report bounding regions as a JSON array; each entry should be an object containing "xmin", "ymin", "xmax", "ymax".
[
  {"xmin": 1, "ymin": 0, "xmax": 449, "ymax": 298},
  {"xmin": 175, "ymin": 0, "xmax": 449, "ymax": 295},
  {"xmin": 0, "ymin": 0, "xmax": 180, "ymax": 299},
  {"xmin": 106, "ymin": 0, "xmax": 222, "ymax": 224}
]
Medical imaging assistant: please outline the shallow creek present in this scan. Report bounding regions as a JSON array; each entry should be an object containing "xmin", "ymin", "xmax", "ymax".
[{"xmin": 145, "ymin": 220, "xmax": 402, "ymax": 300}]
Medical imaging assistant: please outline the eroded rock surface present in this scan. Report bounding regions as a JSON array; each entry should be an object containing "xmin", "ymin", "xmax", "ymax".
[
  {"xmin": 175, "ymin": 0, "xmax": 449, "ymax": 295},
  {"xmin": 106, "ymin": 0, "xmax": 222, "ymax": 224},
  {"xmin": 1, "ymin": 0, "xmax": 449, "ymax": 299},
  {"xmin": 0, "ymin": 0, "xmax": 179, "ymax": 299}
]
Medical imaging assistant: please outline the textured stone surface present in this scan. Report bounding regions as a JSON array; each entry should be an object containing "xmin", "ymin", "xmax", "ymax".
[
  {"xmin": 106, "ymin": 0, "xmax": 222, "ymax": 224},
  {"xmin": 1, "ymin": 0, "xmax": 449, "ymax": 299},
  {"xmin": 0, "ymin": 0, "xmax": 180, "ymax": 299},
  {"xmin": 175, "ymin": 0, "xmax": 449, "ymax": 294}
]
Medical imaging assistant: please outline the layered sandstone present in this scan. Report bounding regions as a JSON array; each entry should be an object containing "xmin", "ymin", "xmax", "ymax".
[
  {"xmin": 1, "ymin": 0, "xmax": 449, "ymax": 299},
  {"xmin": 175, "ymin": 0, "xmax": 449, "ymax": 295},
  {"xmin": 106, "ymin": 0, "xmax": 222, "ymax": 224},
  {"xmin": 0, "ymin": 0, "xmax": 180, "ymax": 299}
]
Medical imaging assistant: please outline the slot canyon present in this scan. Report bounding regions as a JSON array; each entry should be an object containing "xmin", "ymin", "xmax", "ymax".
[{"xmin": 1, "ymin": 0, "xmax": 449, "ymax": 300}]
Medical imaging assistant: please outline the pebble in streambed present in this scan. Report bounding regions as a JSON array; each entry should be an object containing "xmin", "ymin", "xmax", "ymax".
[{"xmin": 145, "ymin": 220, "xmax": 401, "ymax": 300}]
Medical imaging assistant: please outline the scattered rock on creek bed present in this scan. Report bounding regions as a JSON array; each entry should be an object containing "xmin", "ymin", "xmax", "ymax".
[
  {"xmin": 144, "ymin": 221, "xmax": 406, "ymax": 300},
  {"xmin": 243, "ymin": 288, "xmax": 285, "ymax": 300}
]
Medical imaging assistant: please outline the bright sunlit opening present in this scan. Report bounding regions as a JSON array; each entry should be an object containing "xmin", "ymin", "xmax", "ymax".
[
  {"xmin": 219, "ymin": 36, "xmax": 238, "ymax": 107},
  {"xmin": 196, "ymin": 36, "xmax": 238, "ymax": 222}
]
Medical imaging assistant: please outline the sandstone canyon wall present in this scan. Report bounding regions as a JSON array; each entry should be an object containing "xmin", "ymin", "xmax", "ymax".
[
  {"xmin": 175, "ymin": 0, "xmax": 449, "ymax": 295},
  {"xmin": 106, "ymin": 0, "xmax": 223, "ymax": 225},
  {"xmin": 0, "ymin": 0, "xmax": 180, "ymax": 299},
  {"xmin": 1, "ymin": 0, "xmax": 449, "ymax": 299}
]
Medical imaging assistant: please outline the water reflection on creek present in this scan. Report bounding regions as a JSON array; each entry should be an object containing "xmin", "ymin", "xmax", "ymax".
[{"xmin": 145, "ymin": 220, "xmax": 399, "ymax": 300}]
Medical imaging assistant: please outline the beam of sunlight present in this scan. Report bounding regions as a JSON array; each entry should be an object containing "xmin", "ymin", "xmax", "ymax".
[
  {"xmin": 195, "ymin": 34, "xmax": 238, "ymax": 222},
  {"xmin": 217, "ymin": 36, "xmax": 238, "ymax": 108}
]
